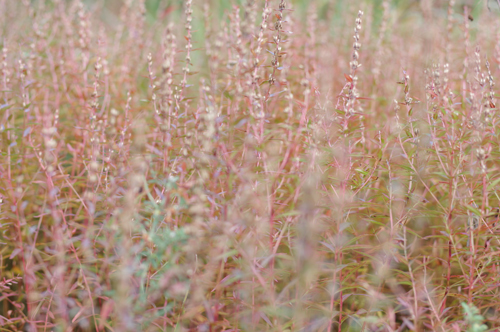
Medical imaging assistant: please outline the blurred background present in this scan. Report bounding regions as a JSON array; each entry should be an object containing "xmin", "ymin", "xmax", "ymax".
[{"xmin": 80, "ymin": 0, "xmax": 494, "ymax": 26}]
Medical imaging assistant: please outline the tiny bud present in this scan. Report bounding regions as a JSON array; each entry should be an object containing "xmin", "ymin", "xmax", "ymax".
[
  {"xmin": 46, "ymin": 139, "xmax": 57, "ymax": 149},
  {"xmin": 89, "ymin": 161, "xmax": 99, "ymax": 172}
]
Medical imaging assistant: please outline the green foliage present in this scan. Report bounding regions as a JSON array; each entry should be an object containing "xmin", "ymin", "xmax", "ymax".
[{"xmin": 462, "ymin": 303, "xmax": 488, "ymax": 332}]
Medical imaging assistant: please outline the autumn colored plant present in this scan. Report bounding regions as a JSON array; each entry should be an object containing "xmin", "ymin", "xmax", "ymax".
[{"xmin": 2, "ymin": 0, "xmax": 500, "ymax": 331}]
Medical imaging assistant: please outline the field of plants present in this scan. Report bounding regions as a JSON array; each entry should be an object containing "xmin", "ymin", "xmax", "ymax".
[{"xmin": 2, "ymin": 0, "xmax": 500, "ymax": 331}]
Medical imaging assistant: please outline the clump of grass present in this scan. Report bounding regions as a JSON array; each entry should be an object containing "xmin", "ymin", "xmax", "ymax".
[{"xmin": 2, "ymin": 0, "xmax": 500, "ymax": 331}]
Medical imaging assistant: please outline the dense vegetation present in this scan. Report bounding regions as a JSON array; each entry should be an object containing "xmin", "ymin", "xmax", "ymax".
[{"xmin": 1, "ymin": 0, "xmax": 500, "ymax": 331}]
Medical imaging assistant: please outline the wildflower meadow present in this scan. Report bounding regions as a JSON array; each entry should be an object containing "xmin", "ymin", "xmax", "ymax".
[{"xmin": 1, "ymin": 0, "xmax": 500, "ymax": 331}]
